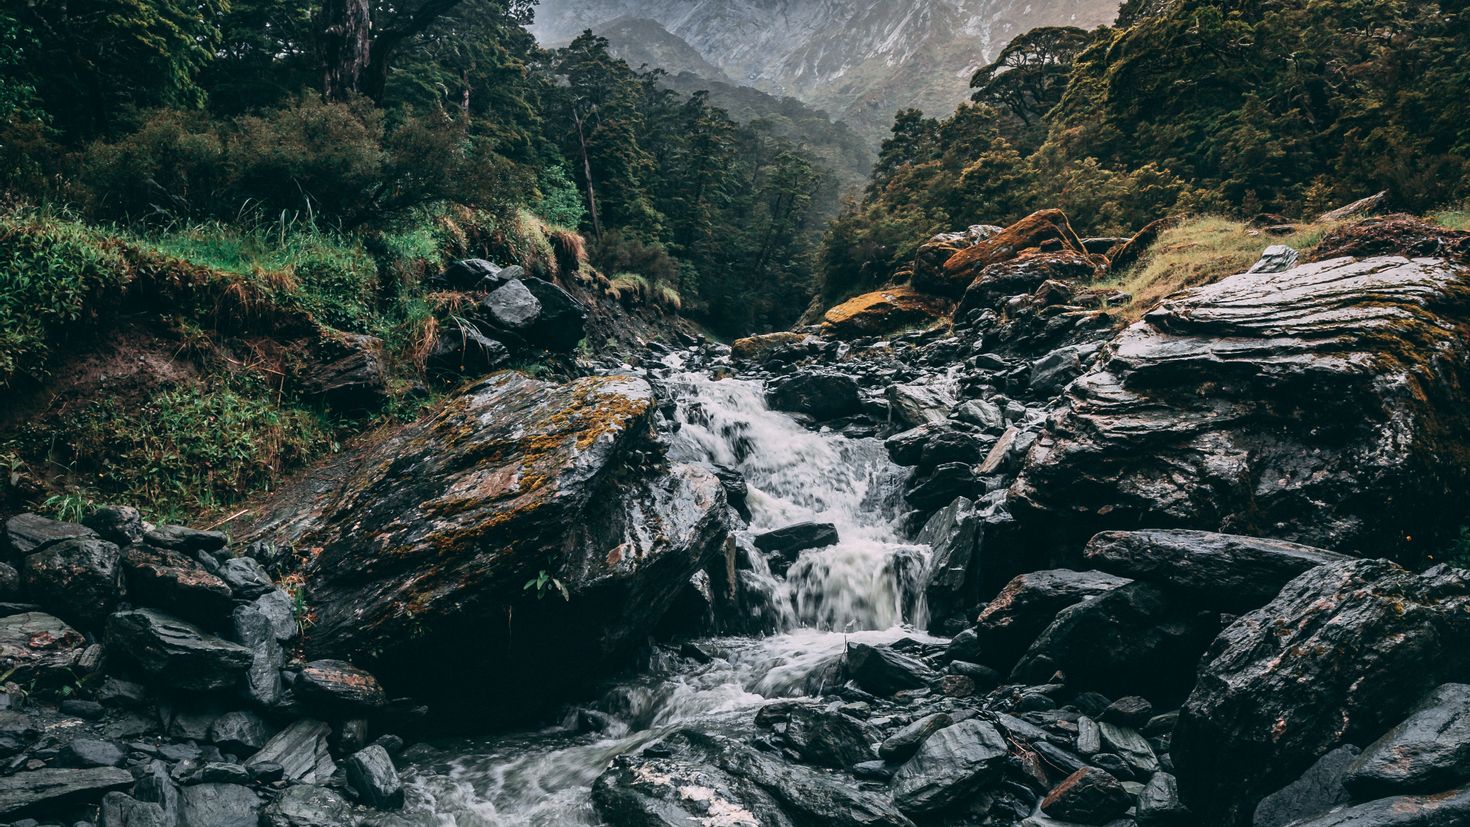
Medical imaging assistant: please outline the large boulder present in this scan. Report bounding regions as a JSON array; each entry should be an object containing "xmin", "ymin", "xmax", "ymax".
[
  {"xmin": 955, "ymin": 250, "xmax": 1100, "ymax": 320},
  {"xmin": 22, "ymin": 537, "xmax": 124, "ymax": 628},
  {"xmin": 519, "ymin": 277, "xmax": 588, "ymax": 351},
  {"xmin": 1083, "ymin": 530, "xmax": 1351, "ymax": 612},
  {"xmin": 1172, "ymin": 560, "xmax": 1470, "ymax": 827},
  {"xmin": 1009, "ymin": 252, "xmax": 1470, "ymax": 564},
  {"xmin": 0, "ymin": 612, "xmax": 87, "ymax": 686},
  {"xmin": 0, "ymin": 767, "xmax": 133, "ymax": 818},
  {"xmin": 297, "ymin": 333, "xmax": 388, "ymax": 414},
  {"xmin": 1343, "ymin": 683, "xmax": 1470, "ymax": 798},
  {"xmin": 4, "ymin": 514, "xmax": 97, "ymax": 558},
  {"xmin": 920, "ymin": 209, "xmax": 1089, "ymax": 297},
  {"xmin": 765, "ymin": 371, "xmax": 862, "ymax": 421},
  {"xmin": 890, "ymin": 718, "xmax": 1008, "ymax": 815},
  {"xmin": 243, "ymin": 372, "xmax": 728, "ymax": 718},
  {"xmin": 822, "ymin": 287, "xmax": 952, "ymax": 340},
  {"xmin": 972, "ymin": 569, "xmax": 1131, "ymax": 672},
  {"xmin": 1278, "ymin": 784, "xmax": 1470, "ymax": 827},
  {"xmin": 105, "ymin": 608, "xmax": 253, "ymax": 692},
  {"xmin": 121, "ymin": 545, "xmax": 235, "ymax": 626}
]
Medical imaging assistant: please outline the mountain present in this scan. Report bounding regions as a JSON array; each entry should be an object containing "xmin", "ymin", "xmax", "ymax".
[{"xmin": 531, "ymin": 0, "xmax": 1121, "ymax": 144}]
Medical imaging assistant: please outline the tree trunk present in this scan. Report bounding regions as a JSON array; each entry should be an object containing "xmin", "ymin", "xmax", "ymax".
[
  {"xmin": 319, "ymin": 0, "xmax": 371, "ymax": 100},
  {"xmin": 573, "ymin": 108, "xmax": 603, "ymax": 240}
]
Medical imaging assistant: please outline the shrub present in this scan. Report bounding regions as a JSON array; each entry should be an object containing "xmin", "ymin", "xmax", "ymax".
[
  {"xmin": 0, "ymin": 212, "xmax": 126, "ymax": 384},
  {"xmin": 592, "ymin": 230, "xmax": 680, "ymax": 286},
  {"xmin": 536, "ymin": 163, "xmax": 586, "ymax": 228}
]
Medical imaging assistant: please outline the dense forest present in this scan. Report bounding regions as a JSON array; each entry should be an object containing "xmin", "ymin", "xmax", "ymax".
[
  {"xmin": 0, "ymin": 0, "xmax": 827, "ymax": 335},
  {"xmin": 819, "ymin": 0, "xmax": 1470, "ymax": 300}
]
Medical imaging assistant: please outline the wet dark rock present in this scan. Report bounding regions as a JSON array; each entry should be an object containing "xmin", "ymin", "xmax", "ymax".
[
  {"xmin": 121, "ymin": 546, "xmax": 234, "ymax": 626},
  {"xmin": 22, "ymin": 537, "xmax": 124, "ymax": 628},
  {"xmin": 96, "ymin": 677, "xmax": 148, "ymax": 710},
  {"xmin": 1012, "ymin": 582, "xmax": 1218, "ymax": 704},
  {"xmin": 1028, "ymin": 345, "xmax": 1088, "ymax": 397},
  {"xmin": 100, "ymin": 791, "xmax": 169, "ymax": 827},
  {"xmin": 1173, "ymin": 560, "xmax": 1470, "ymax": 827},
  {"xmin": 765, "ymin": 371, "xmax": 862, "ymax": 421},
  {"xmin": 134, "ymin": 759, "xmax": 180, "ymax": 816},
  {"xmin": 0, "ymin": 767, "xmax": 133, "ymax": 818},
  {"xmin": 891, "ymin": 718, "xmax": 1008, "ymax": 815},
  {"xmin": 426, "ymin": 324, "xmax": 510, "ymax": 377},
  {"xmin": 178, "ymin": 783, "xmax": 260, "ymax": 827},
  {"xmin": 974, "ymin": 569, "xmax": 1131, "ymax": 671},
  {"xmin": 216, "ymin": 557, "xmax": 273, "ymax": 599},
  {"xmin": 106, "ymin": 609, "xmax": 252, "ymax": 692},
  {"xmin": 481, "ymin": 279, "xmax": 542, "ymax": 332},
  {"xmin": 1009, "ymin": 253, "xmax": 1470, "ymax": 562},
  {"xmin": 208, "ymin": 711, "xmax": 271, "ymax": 755},
  {"xmin": 783, "ymin": 704, "xmax": 874, "ymax": 768},
  {"xmin": 261, "ymin": 784, "xmax": 352, "ymax": 827},
  {"xmin": 904, "ymin": 463, "xmax": 981, "ymax": 511},
  {"xmin": 916, "ymin": 498, "xmax": 981, "ymax": 629},
  {"xmin": 4, "ymin": 514, "xmax": 97, "ymax": 559},
  {"xmin": 440, "ymin": 258, "xmax": 508, "ymax": 290},
  {"xmin": 1101, "ymin": 697, "xmax": 1154, "ymax": 729},
  {"xmin": 247, "ymin": 589, "xmax": 297, "ymax": 642},
  {"xmin": 294, "ymin": 660, "xmax": 387, "ymax": 714},
  {"xmin": 344, "ymin": 744, "xmax": 403, "ymax": 810},
  {"xmin": 1097, "ymin": 721, "xmax": 1160, "ymax": 776},
  {"xmin": 844, "ymin": 644, "xmax": 936, "ymax": 697},
  {"xmin": 1083, "ymin": 530, "xmax": 1350, "ymax": 612},
  {"xmin": 1253, "ymin": 746, "xmax": 1359, "ymax": 827},
  {"xmin": 246, "ymin": 720, "xmax": 335, "ymax": 784},
  {"xmin": 58, "ymin": 738, "xmax": 124, "ymax": 768},
  {"xmin": 143, "ymin": 525, "xmax": 227, "ymax": 556},
  {"xmin": 1040, "ymin": 766, "xmax": 1131, "ymax": 823},
  {"xmin": 231, "ymin": 605, "xmax": 283, "ymax": 706},
  {"xmin": 1138, "ymin": 772, "xmax": 1189, "ymax": 826},
  {"xmin": 0, "ymin": 562, "xmax": 17, "ymax": 601},
  {"xmin": 83, "ymin": 506, "xmax": 145, "ymax": 547},
  {"xmin": 886, "ymin": 382, "xmax": 955, "ymax": 428},
  {"xmin": 242, "ymin": 373, "xmax": 728, "ymax": 718},
  {"xmin": 0, "ymin": 612, "xmax": 86, "ymax": 685},
  {"xmin": 753, "ymin": 522, "xmax": 839, "ymax": 563},
  {"xmin": 178, "ymin": 762, "xmax": 252, "ymax": 785},
  {"xmin": 879, "ymin": 713, "xmax": 953, "ymax": 762},
  {"xmin": 1344, "ymin": 683, "xmax": 1470, "ymax": 797},
  {"xmin": 593, "ymin": 751, "xmax": 796, "ymax": 827},
  {"xmin": 1318, "ymin": 191, "xmax": 1390, "ymax": 223},
  {"xmin": 520, "ymin": 277, "xmax": 589, "ymax": 352},
  {"xmin": 1279, "ymin": 783, "xmax": 1470, "ymax": 826},
  {"xmin": 297, "ymin": 333, "xmax": 389, "ymax": 413}
]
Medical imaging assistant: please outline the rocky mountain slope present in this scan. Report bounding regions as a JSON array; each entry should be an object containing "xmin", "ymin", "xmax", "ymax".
[{"xmin": 532, "ymin": 0, "xmax": 1121, "ymax": 143}]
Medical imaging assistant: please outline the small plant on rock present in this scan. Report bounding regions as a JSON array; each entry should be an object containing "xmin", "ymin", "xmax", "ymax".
[{"xmin": 524, "ymin": 569, "xmax": 569, "ymax": 602}]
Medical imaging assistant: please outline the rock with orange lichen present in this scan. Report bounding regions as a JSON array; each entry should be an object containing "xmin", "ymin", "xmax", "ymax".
[
  {"xmin": 248, "ymin": 371, "xmax": 729, "ymax": 720},
  {"xmin": 821, "ymin": 287, "xmax": 953, "ymax": 339},
  {"xmin": 914, "ymin": 209, "xmax": 1091, "ymax": 297},
  {"xmin": 1172, "ymin": 559, "xmax": 1470, "ymax": 827}
]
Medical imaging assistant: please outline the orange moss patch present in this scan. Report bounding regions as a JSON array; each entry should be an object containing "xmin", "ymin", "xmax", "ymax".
[{"xmin": 822, "ymin": 286, "xmax": 953, "ymax": 339}]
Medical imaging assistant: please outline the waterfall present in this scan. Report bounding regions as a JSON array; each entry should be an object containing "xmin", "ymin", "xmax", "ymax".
[{"xmin": 401, "ymin": 362, "xmax": 939, "ymax": 825}]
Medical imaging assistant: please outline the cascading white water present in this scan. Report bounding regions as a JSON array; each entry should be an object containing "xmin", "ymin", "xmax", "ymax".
[{"xmin": 400, "ymin": 362, "xmax": 936, "ymax": 825}]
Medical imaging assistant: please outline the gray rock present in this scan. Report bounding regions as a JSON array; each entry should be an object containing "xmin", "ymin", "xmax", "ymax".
[
  {"xmin": 1345, "ymin": 683, "xmax": 1470, "ymax": 797},
  {"xmin": 1318, "ymin": 190, "xmax": 1388, "ymax": 223},
  {"xmin": 783, "ymin": 705, "xmax": 874, "ymax": 768},
  {"xmin": 916, "ymin": 498, "xmax": 980, "ymax": 628},
  {"xmin": 230, "ymin": 606, "xmax": 283, "ymax": 706},
  {"xmin": 766, "ymin": 371, "xmax": 862, "ymax": 421},
  {"xmin": 58, "ymin": 738, "xmax": 125, "ymax": 768},
  {"xmin": 0, "ymin": 612, "xmax": 86, "ymax": 685},
  {"xmin": 954, "ymin": 399, "xmax": 1005, "ymax": 433},
  {"xmin": 843, "ymin": 643, "xmax": 936, "ymax": 696},
  {"xmin": 1029, "ymin": 346, "xmax": 1086, "ymax": 396},
  {"xmin": 178, "ymin": 783, "xmax": 260, "ymax": 827},
  {"xmin": 120, "ymin": 546, "xmax": 234, "ymax": 626},
  {"xmin": 886, "ymin": 383, "xmax": 955, "ymax": 428},
  {"xmin": 4, "ymin": 514, "xmax": 97, "ymax": 558},
  {"xmin": 295, "ymin": 659, "xmax": 387, "ymax": 714},
  {"xmin": 345, "ymin": 744, "xmax": 403, "ymax": 810},
  {"xmin": 144, "ymin": 525, "xmax": 227, "ymax": 555},
  {"xmin": 481, "ymin": 279, "xmax": 542, "ymax": 331},
  {"xmin": 427, "ymin": 324, "xmax": 510, "ymax": 378},
  {"xmin": 261, "ymin": 784, "xmax": 352, "ymax": 827},
  {"xmin": 891, "ymin": 718, "xmax": 1008, "ymax": 814},
  {"xmin": 83, "ymin": 506, "xmax": 146, "ymax": 547},
  {"xmin": 106, "ymin": 609, "xmax": 252, "ymax": 691},
  {"xmin": 100, "ymin": 792, "xmax": 169, "ymax": 827},
  {"xmin": 1097, "ymin": 722, "xmax": 1159, "ymax": 776},
  {"xmin": 1246, "ymin": 244, "xmax": 1299, "ymax": 274},
  {"xmin": 1279, "ymin": 782, "xmax": 1470, "ymax": 826},
  {"xmin": 216, "ymin": 557, "xmax": 273, "ymax": 599},
  {"xmin": 879, "ymin": 713, "xmax": 953, "ymax": 762},
  {"xmin": 208, "ymin": 711, "xmax": 272, "ymax": 754},
  {"xmin": 133, "ymin": 760, "xmax": 180, "ymax": 823},
  {"xmin": 974, "ymin": 568, "xmax": 1131, "ymax": 671},
  {"xmin": 0, "ymin": 767, "xmax": 133, "ymax": 817},
  {"xmin": 23, "ymin": 537, "xmax": 124, "ymax": 628},
  {"xmin": 1083, "ymin": 529, "xmax": 1350, "ymax": 612},
  {"xmin": 1077, "ymin": 717, "xmax": 1102, "ymax": 756},
  {"xmin": 249, "ymin": 589, "xmax": 298, "ymax": 642},
  {"xmin": 1138, "ymin": 772, "xmax": 1188, "ymax": 825},
  {"xmin": 519, "ymin": 277, "xmax": 588, "ymax": 352},
  {"xmin": 1040, "ymin": 766, "xmax": 1131, "ymax": 823},
  {"xmin": 1252, "ymin": 747, "xmax": 1360, "ymax": 827},
  {"xmin": 246, "ymin": 720, "xmax": 335, "ymax": 783}
]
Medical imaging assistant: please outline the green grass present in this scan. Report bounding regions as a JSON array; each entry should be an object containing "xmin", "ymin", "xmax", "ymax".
[
  {"xmin": 1100, "ymin": 216, "xmax": 1339, "ymax": 321},
  {"xmin": 1434, "ymin": 210, "xmax": 1470, "ymax": 232}
]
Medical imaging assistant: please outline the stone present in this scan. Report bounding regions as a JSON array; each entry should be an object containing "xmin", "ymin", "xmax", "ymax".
[
  {"xmin": 885, "ymin": 382, "xmax": 955, "ymax": 428},
  {"xmin": 1253, "ymin": 746, "xmax": 1359, "ymax": 827},
  {"xmin": 1101, "ymin": 696, "xmax": 1154, "ymax": 729},
  {"xmin": 1028, "ymin": 345, "xmax": 1087, "ymax": 397},
  {"xmin": 231, "ymin": 605, "xmax": 283, "ymax": 706},
  {"xmin": 783, "ymin": 705, "xmax": 874, "ymax": 768},
  {"xmin": 344, "ymin": 745, "xmax": 404, "ymax": 810},
  {"xmin": 1317, "ymin": 190, "xmax": 1389, "ymax": 222},
  {"xmin": 481, "ymin": 279, "xmax": 542, "ymax": 331},
  {"xmin": 1077, "ymin": 717, "xmax": 1102, "ymax": 756},
  {"xmin": 822, "ymin": 287, "xmax": 953, "ymax": 339},
  {"xmin": 922, "ymin": 209, "xmax": 1089, "ymax": 297},
  {"xmin": 917, "ymin": 498, "xmax": 981, "ymax": 627},
  {"xmin": 957, "ymin": 252, "xmax": 1100, "ymax": 321},
  {"xmin": 974, "ymin": 569, "xmax": 1131, "ymax": 671},
  {"xmin": 904, "ymin": 462, "xmax": 981, "ymax": 511},
  {"xmin": 1106, "ymin": 216, "xmax": 1176, "ymax": 274},
  {"xmin": 955, "ymin": 399, "xmax": 1006, "ymax": 432},
  {"xmin": 752, "ymin": 523, "xmax": 839, "ymax": 564},
  {"xmin": 249, "ymin": 589, "xmax": 297, "ymax": 642},
  {"xmin": 105, "ymin": 609, "xmax": 253, "ymax": 692},
  {"xmin": 178, "ymin": 783, "xmax": 260, "ymax": 827},
  {"xmin": 730, "ymin": 331, "xmax": 810, "ymax": 365},
  {"xmin": 1010, "ymin": 254, "xmax": 1470, "ymax": 563},
  {"xmin": 0, "ymin": 563, "xmax": 17, "ymax": 601},
  {"xmin": 879, "ymin": 713, "xmax": 953, "ymax": 762},
  {"xmin": 260, "ymin": 784, "xmax": 352, "ymax": 827},
  {"xmin": 121, "ymin": 546, "xmax": 234, "ymax": 626},
  {"xmin": 296, "ymin": 333, "xmax": 389, "ymax": 413},
  {"xmin": 1012, "ymin": 582, "xmax": 1216, "ymax": 704},
  {"xmin": 843, "ymin": 643, "xmax": 936, "ymax": 696},
  {"xmin": 519, "ymin": 277, "xmax": 588, "ymax": 352},
  {"xmin": 100, "ymin": 792, "xmax": 169, "ymax": 827},
  {"xmin": 1344, "ymin": 683, "xmax": 1470, "ymax": 797},
  {"xmin": 1246, "ymin": 244, "xmax": 1299, "ymax": 274},
  {"xmin": 0, "ymin": 767, "xmax": 133, "ymax": 818},
  {"xmin": 593, "ymin": 750, "xmax": 794, "ymax": 827},
  {"xmin": 238, "ymin": 373, "xmax": 728, "ymax": 719},
  {"xmin": 22, "ymin": 537, "xmax": 124, "ymax": 628},
  {"xmin": 0, "ymin": 612, "xmax": 86, "ymax": 685},
  {"xmin": 440, "ymin": 258, "xmax": 507, "ymax": 290},
  {"xmin": 294, "ymin": 659, "xmax": 387, "ymax": 714},
  {"xmin": 83, "ymin": 506, "xmax": 145, "ymax": 547},
  {"xmin": 208, "ymin": 711, "xmax": 271, "ymax": 754},
  {"xmin": 246, "ymin": 720, "xmax": 335, "ymax": 784},
  {"xmin": 1174, "ymin": 561, "xmax": 1470, "ymax": 827},
  {"xmin": 765, "ymin": 371, "xmax": 862, "ymax": 420},
  {"xmin": 216, "ymin": 557, "xmax": 273, "ymax": 599},
  {"xmin": 1276, "ymin": 783, "xmax": 1470, "ymax": 827},
  {"xmin": 426, "ymin": 324, "xmax": 510, "ymax": 377},
  {"xmin": 1040, "ymin": 767, "xmax": 1131, "ymax": 823},
  {"xmin": 4, "ymin": 514, "xmax": 97, "ymax": 559},
  {"xmin": 891, "ymin": 719, "xmax": 1008, "ymax": 815},
  {"xmin": 58, "ymin": 738, "xmax": 124, "ymax": 768},
  {"xmin": 1138, "ymin": 772, "xmax": 1189, "ymax": 826},
  {"xmin": 1083, "ymin": 530, "xmax": 1351, "ymax": 612},
  {"xmin": 143, "ymin": 525, "xmax": 227, "ymax": 556},
  {"xmin": 1097, "ymin": 722, "xmax": 1160, "ymax": 775}
]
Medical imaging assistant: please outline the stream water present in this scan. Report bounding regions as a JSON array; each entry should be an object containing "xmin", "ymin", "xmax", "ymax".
[{"xmin": 400, "ymin": 361, "xmax": 937, "ymax": 825}]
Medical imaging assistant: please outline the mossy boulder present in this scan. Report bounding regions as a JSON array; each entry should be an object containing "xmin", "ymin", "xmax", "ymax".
[
  {"xmin": 1009, "ymin": 252, "xmax": 1470, "ymax": 564},
  {"xmin": 821, "ymin": 287, "xmax": 953, "ymax": 339},
  {"xmin": 243, "ymin": 372, "xmax": 729, "ymax": 719},
  {"xmin": 916, "ymin": 209, "xmax": 1091, "ymax": 297}
]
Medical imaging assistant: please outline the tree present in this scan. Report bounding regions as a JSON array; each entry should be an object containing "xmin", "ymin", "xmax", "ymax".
[{"xmin": 971, "ymin": 26, "xmax": 1092, "ymax": 141}]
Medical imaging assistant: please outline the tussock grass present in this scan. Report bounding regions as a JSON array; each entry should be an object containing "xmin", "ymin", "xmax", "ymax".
[
  {"xmin": 1434, "ymin": 210, "xmax": 1470, "ymax": 232},
  {"xmin": 1102, "ymin": 216, "xmax": 1338, "ymax": 322}
]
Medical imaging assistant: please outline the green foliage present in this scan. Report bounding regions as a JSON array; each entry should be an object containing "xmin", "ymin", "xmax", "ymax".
[
  {"xmin": 537, "ymin": 163, "xmax": 587, "ymax": 228},
  {"xmin": 0, "ymin": 213, "xmax": 126, "ymax": 385},
  {"xmin": 42, "ymin": 493, "xmax": 95, "ymax": 524},
  {"xmin": 523, "ymin": 570, "xmax": 570, "ymax": 601}
]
